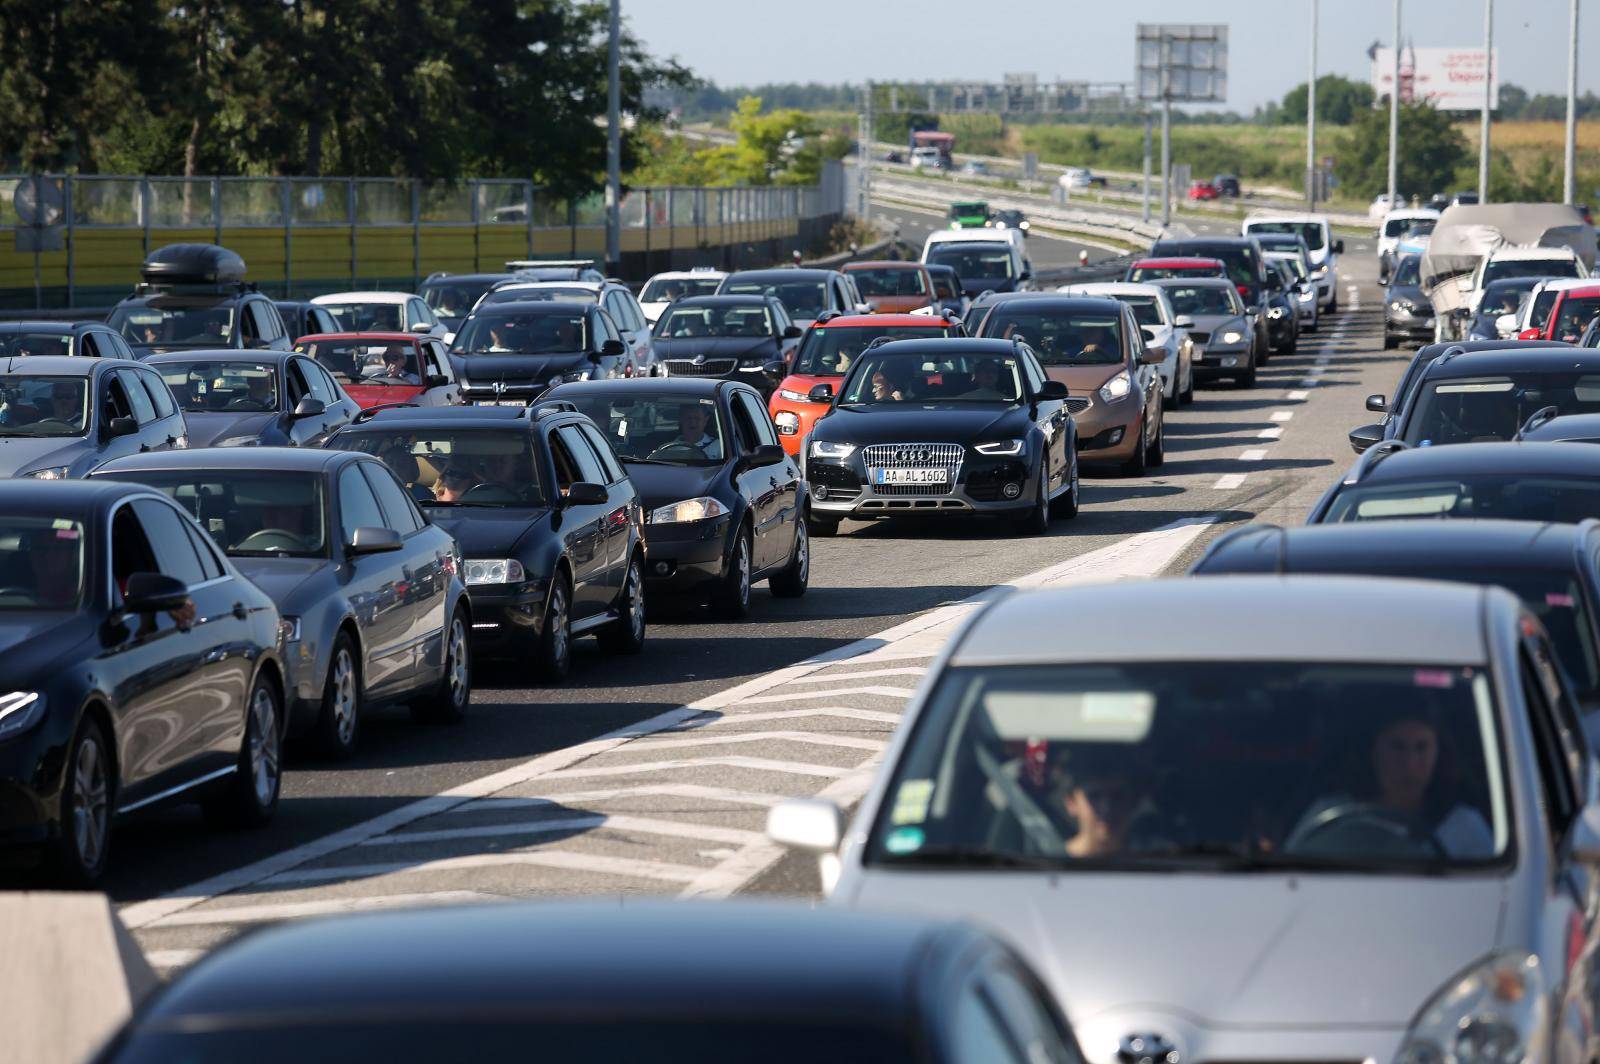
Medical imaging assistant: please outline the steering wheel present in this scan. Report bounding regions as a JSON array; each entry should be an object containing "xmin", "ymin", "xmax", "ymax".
[
  {"xmin": 235, "ymin": 528, "xmax": 312, "ymax": 553},
  {"xmin": 32, "ymin": 418, "xmax": 76, "ymax": 430},
  {"xmin": 460, "ymin": 482, "xmax": 521, "ymax": 504},
  {"xmin": 1282, "ymin": 800, "xmax": 1446, "ymax": 858},
  {"xmin": 648, "ymin": 442, "xmax": 710, "ymax": 461}
]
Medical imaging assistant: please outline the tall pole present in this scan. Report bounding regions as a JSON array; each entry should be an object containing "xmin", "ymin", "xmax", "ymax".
[
  {"xmin": 1387, "ymin": 0, "xmax": 1401, "ymax": 209},
  {"xmin": 1306, "ymin": 0, "xmax": 1319, "ymax": 209},
  {"xmin": 604, "ymin": 0, "xmax": 621, "ymax": 273},
  {"xmin": 1142, "ymin": 109, "xmax": 1153, "ymax": 224},
  {"xmin": 1160, "ymin": 96, "xmax": 1172, "ymax": 228},
  {"xmin": 1565, "ymin": 0, "xmax": 1580, "ymax": 204},
  {"xmin": 1478, "ymin": 0, "xmax": 1493, "ymax": 202},
  {"xmin": 861, "ymin": 81, "xmax": 874, "ymax": 227}
]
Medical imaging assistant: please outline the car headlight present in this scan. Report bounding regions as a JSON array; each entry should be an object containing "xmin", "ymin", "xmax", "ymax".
[
  {"xmin": 648, "ymin": 496, "xmax": 729, "ymax": 524},
  {"xmin": 277, "ymin": 616, "xmax": 302, "ymax": 643},
  {"xmin": 464, "ymin": 558, "xmax": 526, "ymax": 586},
  {"xmin": 738, "ymin": 357, "xmax": 770, "ymax": 371},
  {"xmin": 1390, "ymin": 300, "xmax": 1418, "ymax": 315},
  {"xmin": 548, "ymin": 370, "xmax": 591, "ymax": 386},
  {"xmin": 23, "ymin": 466, "xmax": 69, "ymax": 480},
  {"xmin": 1221, "ymin": 331, "xmax": 1244, "ymax": 345},
  {"xmin": 1297, "ymin": 288, "xmax": 1316, "ymax": 302},
  {"xmin": 0, "ymin": 692, "xmax": 44, "ymax": 741},
  {"xmin": 778, "ymin": 388, "xmax": 816, "ymax": 403},
  {"xmin": 1099, "ymin": 370, "xmax": 1132, "ymax": 402},
  {"xmin": 1394, "ymin": 953, "xmax": 1545, "ymax": 1064},
  {"xmin": 773, "ymin": 411, "xmax": 800, "ymax": 435},
  {"xmin": 1268, "ymin": 306, "xmax": 1287, "ymax": 318},
  {"xmin": 215, "ymin": 434, "xmax": 261, "ymax": 448},
  {"xmin": 810, "ymin": 440, "xmax": 856, "ymax": 459},
  {"xmin": 975, "ymin": 439, "xmax": 1025, "ymax": 455},
  {"xmin": 1311, "ymin": 267, "xmax": 1328, "ymax": 278}
]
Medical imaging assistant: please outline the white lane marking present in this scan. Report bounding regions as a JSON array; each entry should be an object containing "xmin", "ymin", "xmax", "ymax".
[
  {"xmin": 1314, "ymin": 357, "xmax": 1331, "ymax": 366},
  {"xmin": 1270, "ymin": 410, "xmax": 1295, "ymax": 422},
  {"xmin": 145, "ymin": 949, "xmax": 204, "ymax": 971},
  {"xmin": 1287, "ymin": 389, "xmax": 1311, "ymax": 400},
  {"xmin": 154, "ymin": 891, "xmax": 501, "ymax": 928},
  {"xmin": 1239, "ymin": 448, "xmax": 1268, "ymax": 461},
  {"xmin": 1258, "ymin": 426, "xmax": 1285, "ymax": 440},
  {"xmin": 442, "ymin": 784, "xmax": 789, "ymax": 815},
  {"xmin": 738, "ymin": 685, "xmax": 917, "ymax": 705},
  {"xmin": 358, "ymin": 812, "xmax": 765, "ymax": 849},
  {"xmin": 1212, "ymin": 474, "xmax": 1247, "ymax": 489},
  {"xmin": 625, "ymin": 730, "xmax": 885, "ymax": 753},
  {"xmin": 1299, "ymin": 378, "xmax": 1322, "ymax": 387},
  {"xmin": 539, "ymin": 755, "xmax": 856, "ymax": 781},
  {"xmin": 780, "ymin": 666, "xmax": 927, "ymax": 684},
  {"xmin": 676, "ymin": 707, "xmax": 904, "ymax": 727},
  {"xmin": 266, "ymin": 850, "xmax": 708, "ymax": 888},
  {"xmin": 1306, "ymin": 366, "xmax": 1326, "ymax": 376}
]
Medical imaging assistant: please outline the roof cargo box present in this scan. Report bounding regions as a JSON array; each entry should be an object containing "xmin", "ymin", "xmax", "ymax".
[{"xmin": 141, "ymin": 243, "xmax": 247, "ymax": 286}]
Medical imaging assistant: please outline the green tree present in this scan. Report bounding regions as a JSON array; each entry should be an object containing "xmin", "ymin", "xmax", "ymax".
[
  {"xmin": 1342, "ymin": 101, "xmax": 1469, "ymax": 200},
  {"xmin": 1281, "ymin": 74, "xmax": 1376, "ymax": 125}
]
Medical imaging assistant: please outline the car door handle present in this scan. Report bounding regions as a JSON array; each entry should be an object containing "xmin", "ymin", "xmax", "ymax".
[{"xmin": 232, "ymin": 602, "xmax": 248, "ymax": 620}]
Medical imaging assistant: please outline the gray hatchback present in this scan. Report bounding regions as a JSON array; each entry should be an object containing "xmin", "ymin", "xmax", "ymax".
[{"xmin": 772, "ymin": 576, "xmax": 1600, "ymax": 1064}]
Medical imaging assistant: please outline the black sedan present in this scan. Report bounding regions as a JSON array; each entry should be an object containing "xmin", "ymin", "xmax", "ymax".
[
  {"xmin": 91, "ymin": 901, "xmax": 1080, "ymax": 1063},
  {"xmin": 549, "ymin": 379, "xmax": 808, "ymax": 616},
  {"xmin": 91, "ymin": 448, "xmax": 472, "ymax": 758},
  {"xmin": 653, "ymin": 295, "xmax": 800, "ymax": 396},
  {"xmin": 0, "ymin": 480, "xmax": 285, "ymax": 886},
  {"xmin": 449, "ymin": 301, "xmax": 629, "ymax": 405},
  {"xmin": 0, "ymin": 356, "xmax": 188, "ymax": 479},
  {"xmin": 0, "ymin": 321, "xmax": 139, "ymax": 360},
  {"xmin": 327, "ymin": 404, "xmax": 645, "ymax": 680},
  {"xmin": 804, "ymin": 338, "xmax": 1078, "ymax": 535},
  {"xmin": 144, "ymin": 349, "xmax": 359, "ymax": 447}
]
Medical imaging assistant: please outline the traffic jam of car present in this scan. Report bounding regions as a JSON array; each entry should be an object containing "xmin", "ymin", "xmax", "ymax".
[{"xmin": 13, "ymin": 180, "xmax": 1600, "ymax": 1064}]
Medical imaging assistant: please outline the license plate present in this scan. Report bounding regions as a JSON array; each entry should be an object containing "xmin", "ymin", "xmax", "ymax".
[
  {"xmin": 1191, "ymin": 348, "xmax": 1204, "ymax": 360},
  {"xmin": 477, "ymin": 400, "xmax": 524, "ymax": 407},
  {"xmin": 873, "ymin": 467, "xmax": 949, "ymax": 485}
]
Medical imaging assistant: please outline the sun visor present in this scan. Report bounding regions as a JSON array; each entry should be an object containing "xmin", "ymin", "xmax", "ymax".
[{"xmin": 141, "ymin": 243, "xmax": 248, "ymax": 286}]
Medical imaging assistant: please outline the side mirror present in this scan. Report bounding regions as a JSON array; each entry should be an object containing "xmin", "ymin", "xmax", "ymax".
[
  {"xmin": 424, "ymin": 373, "xmax": 450, "ymax": 388},
  {"xmin": 123, "ymin": 571, "xmax": 189, "ymax": 614},
  {"xmin": 766, "ymin": 797, "xmax": 844, "ymax": 854},
  {"xmin": 1519, "ymin": 328, "xmax": 1543, "ymax": 341},
  {"xmin": 808, "ymin": 382, "xmax": 834, "ymax": 403},
  {"xmin": 107, "ymin": 415, "xmax": 138, "ymax": 438},
  {"xmin": 761, "ymin": 360, "xmax": 785, "ymax": 377},
  {"xmin": 1495, "ymin": 313, "xmax": 1518, "ymax": 335},
  {"xmin": 1018, "ymin": 268, "xmax": 1032, "ymax": 282},
  {"xmin": 741, "ymin": 443, "xmax": 785, "ymax": 470},
  {"xmin": 1570, "ymin": 804, "xmax": 1600, "ymax": 865},
  {"xmin": 1333, "ymin": 239, "xmax": 1345, "ymax": 255},
  {"xmin": 1349, "ymin": 423, "xmax": 1384, "ymax": 454},
  {"xmin": 292, "ymin": 396, "xmax": 326, "ymax": 419},
  {"xmin": 599, "ymin": 338, "xmax": 627, "ymax": 358},
  {"xmin": 348, "ymin": 526, "xmax": 403, "ymax": 555},
  {"xmin": 409, "ymin": 321, "xmax": 433, "ymax": 334},
  {"xmin": 565, "ymin": 481, "xmax": 608, "ymax": 506},
  {"xmin": 783, "ymin": 324, "xmax": 802, "ymax": 339},
  {"xmin": 1140, "ymin": 347, "xmax": 1166, "ymax": 365},
  {"xmin": 1141, "ymin": 326, "xmax": 1161, "ymax": 342},
  {"xmin": 1366, "ymin": 394, "xmax": 1388, "ymax": 412},
  {"xmin": 1037, "ymin": 379, "xmax": 1069, "ymax": 400},
  {"xmin": 1174, "ymin": 317, "xmax": 1195, "ymax": 330}
]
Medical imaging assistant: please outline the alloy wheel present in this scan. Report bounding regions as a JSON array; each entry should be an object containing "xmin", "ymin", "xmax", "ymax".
[
  {"xmin": 249, "ymin": 685, "xmax": 280, "ymax": 807},
  {"xmin": 331, "ymin": 647, "xmax": 357, "ymax": 746},
  {"xmin": 72, "ymin": 733, "xmax": 110, "ymax": 871},
  {"xmin": 445, "ymin": 617, "xmax": 469, "ymax": 709}
]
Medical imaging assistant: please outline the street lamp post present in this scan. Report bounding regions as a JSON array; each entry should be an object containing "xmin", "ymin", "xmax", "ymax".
[
  {"xmin": 605, "ymin": 0, "xmax": 621, "ymax": 274},
  {"xmin": 1388, "ymin": 0, "xmax": 1401, "ymax": 210},
  {"xmin": 1306, "ymin": 0, "xmax": 1319, "ymax": 209},
  {"xmin": 1478, "ymin": 0, "xmax": 1493, "ymax": 202},
  {"xmin": 1566, "ymin": 0, "xmax": 1580, "ymax": 204}
]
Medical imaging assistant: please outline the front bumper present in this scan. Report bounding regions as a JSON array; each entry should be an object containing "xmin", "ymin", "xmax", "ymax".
[
  {"xmin": 461, "ymin": 580, "xmax": 550, "ymax": 657},
  {"xmin": 1385, "ymin": 308, "xmax": 1435, "ymax": 341},
  {"xmin": 1191, "ymin": 342, "xmax": 1252, "ymax": 378},
  {"xmin": 1065, "ymin": 393, "xmax": 1142, "ymax": 465},
  {"xmin": 806, "ymin": 452, "xmax": 1040, "ymax": 519},
  {"xmin": 1265, "ymin": 309, "xmax": 1296, "ymax": 347},
  {"xmin": 0, "ymin": 714, "xmax": 72, "ymax": 850},
  {"xmin": 279, "ymin": 637, "xmax": 325, "ymax": 736},
  {"xmin": 1315, "ymin": 275, "xmax": 1335, "ymax": 306},
  {"xmin": 642, "ymin": 515, "xmax": 732, "ymax": 595}
]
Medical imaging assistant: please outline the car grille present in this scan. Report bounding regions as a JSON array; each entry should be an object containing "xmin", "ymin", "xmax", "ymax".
[
  {"xmin": 1186, "ymin": 330, "xmax": 1211, "ymax": 344},
  {"xmin": 862, "ymin": 442, "xmax": 964, "ymax": 497},
  {"xmin": 1064, "ymin": 397, "xmax": 1092, "ymax": 415},
  {"xmin": 664, "ymin": 358, "xmax": 736, "ymax": 377}
]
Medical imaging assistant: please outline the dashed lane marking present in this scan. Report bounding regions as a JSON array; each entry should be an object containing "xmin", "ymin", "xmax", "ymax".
[
  {"xmin": 1239, "ymin": 449, "xmax": 1268, "ymax": 461},
  {"xmin": 1212, "ymin": 474, "xmax": 1247, "ymax": 489},
  {"xmin": 1270, "ymin": 411, "xmax": 1295, "ymax": 422},
  {"xmin": 1258, "ymin": 426, "xmax": 1285, "ymax": 440},
  {"xmin": 1287, "ymin": 390, "xmax": 1311, "ymax": 400}
]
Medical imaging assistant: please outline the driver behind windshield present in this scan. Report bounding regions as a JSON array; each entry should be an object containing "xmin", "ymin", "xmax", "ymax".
[
  {"xmin": 374, "ymin": 348, "xmax": 420, "ymax": 385},
  {"xmin": 433, "ymin": 463, "xmax": 480, "ymax": 503},
  {"xmin": 0, "ymin": 380, "xmax": 85, "ymax": 432},
  {"xmin": 961, "ymin": 359, "xmax": 1013, "ymax": 400},
  {"xmin": 1049, "ymin": 749, "xmax": 1163, "ymax": 858},
  {"xmin": 673, "ymin": 403, "xmax": 722, "ymax": 459}
]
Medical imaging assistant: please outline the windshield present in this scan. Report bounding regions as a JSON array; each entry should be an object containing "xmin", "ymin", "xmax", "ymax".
[
  {"xmin": 640, "ymin": 277, "xmax": 722, "ymax": 303},
  {"xmin": 295, "ymin": 341, "xmax": 420, "ymax": 386},
  {"xmin": 981, "ymin": 309, "xmax": 1122, "ymax": 366},
  {"xmin": 422, "ymin": 279, "xmax": 498, "ymax": 319},
  {"xmin": 317, "ymin": 301, "xmax": 402, "ymax": 332},
  {"xmin": 156, "ymin": 361, "xmax": 279, "ymax": 413},
  {"xmin": 721, "ymin": 280, "xmax": 828, "ymax": 321},
  {"xmin": 1530, "ymin": 290, "xmax": 1563, "ymax": 329},
  {"xmin": 1247, "ymin": 221, "xmax": 1326, "ymax": 252},
  {"xmin": 0, "ymin": 516, "xmax": 84, "ymax": 609},
  {"xmin": 1324, "ymin": 475, "xmax": 1600, "ymax": 524},
  {"xmin": 656, "ymin": 304, "xmax": 772, "ymax": 340},
  {"xmin": 929, "ymin": 273, "xmax": 960, "ymax": 299},
  {"xmin": 562, "ymin": 393, "xmax": 725, "ymax": 466},
  {"xmin": 865, "ymin": 661, "xmax": 1507, "ymax": 872},
  {"xmin": 1553, "ymin": 296, "xmax": 1600, "ymax": 342},
  {"xmin": 1485, "ymin": 259, "xmax": 1582, "ymax": 285},
  {"xmin": 452, "ymin": 312, "xmax": 589, "ymax": 356},
  {"xmin": 840, "ymin": 351, "xmax": 1025, "ymax": 405},
  {"xmin": 109, "ymin": 302, "xmax": 235, "ymax": 346},
  {"xmin": 849, "ymin": 269, "xmax": 928, "ymax": 298},
  {"xmin": 949, "ymin": 201, "xmax": 988, "ymax": 220},
  {"xmin": 1392, "ymin": 257, "xmax": 1421, "ymax": 286},
  {"xmin": 1404, "ymin": 373, "xmax": 1600, "ymax": 445},
  {"xmin": 1478, "ymin": 280, "xmax": 1542, "ymax": 318},
  {"xmin": 482, "ymin": 287, "xmax": 596, "ymax": 308},
  {"xmin": 0, "ymin": 330, "xmax": 76, "ymax": 357},
  {"xmin": 0, "ymin": 376, "xmax": 89, "ymax": 436},
  {"xmin": 114, "ymin": 471, "xmax": 329, "ymax": 558},
  {"xmin": 1385, "ymin": 217, "xmax": 1435, "ymax": 238},
  {"xmin": 1129, "ymin": 264, "xmax": 1221, "ymax": 282},
  {"xmin": 926, "ymin": 245, "xmax": 1015, "ymax": 281},
  {"xmin": 329, "ymin": 429, "xmax": 544, "ymax": 507},
  {"xmin": 792, "ymin": 326, "xmax": 954, "ymax": 376},
  {"xmin": 1121, "ymin": 297, "xmax": 1164, "ymax": 327},
  {"xmin": 1161, "ymin": 284, "xmax": 1239, "ymax": 318},
  {"xmin": 1273, "ymin": 257, "xmax": 1309, "ymax": 281}
]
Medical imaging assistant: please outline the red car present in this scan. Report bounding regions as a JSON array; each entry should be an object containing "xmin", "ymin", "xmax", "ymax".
[
  {"xmin": 293, "ymin": 332, "xmax": 463, "ymax": 410},
  {"xmin": 1123, "ymin": 257, "xmax": 1227, "ymax": 284},
  {"xmin": 1525, "ymin": 284, "xmax": 1600, "ymax": 344},
  {"xmin": 1187, "ymin": 180, "xmax": 1219, "ymax": 201}
]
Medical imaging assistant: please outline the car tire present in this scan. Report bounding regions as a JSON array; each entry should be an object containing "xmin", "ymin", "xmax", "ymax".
[
  {"xmin": 312, "ymin": 634, "xmax": 362, "ymax": 759},
  {"xmin": 712, "ymin": 530, "xmax": 753, "ymax": 619},
  {"xmin": 598, "ymin": 554, "xmax": 647, "ymax": 654},
  {"xmin": 1147, "ymin": 413, "xmax": 1165, "ymax": 468},
  {"xmin": 202, "ymin": 671, "xmax": 282, "ymax": 829},
  {"xmin": 1016, "ymin": 469, "xmax": 1051, "ymax": 534},
  {"xmin": 413, "ymin": 609, "xmax": 471, "ymax": 722},
  {"xmin": 1329, "ymin": 292, "xmax": 1339, "ymax": 313},
  {"xmin": 1050, "ymin": 463, "xmax": 1080, "ymax": 519},
  {"xmin": 1181, "ymin": 367, "xmax": 1196, "ymax": 405},
  {"xmin": 1383, "ymin": 333, "xmax": 1397, "ymax": 349},
  {"xmin": 769, "ymin": 518, "xmax": 810, "ymax": 598},
  {"xmin": 1121, "ymin": 418, "xmax": 1149, "ymax": 477},
  {"xmin": 1236, "ymin": 351, "xmax": 1257, "ymax": 387},
  {"xmin": 807, "ymin": 513, "xmax": 839, "ymax": 537},
  {"xmin": 1162, "ymin": 377, "xmax": 1179, "ymax": 411},
  {"xmin": 48, "ymin": 714, "xmax": 114, "ymax": 887},
  {"xmin": 533, "ymin": 576, "xmax": 573, "ymax": 682}
]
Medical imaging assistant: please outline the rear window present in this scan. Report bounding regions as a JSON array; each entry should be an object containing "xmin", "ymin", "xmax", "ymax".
[
  {"xmin": 1245, "ymin": 221, "xmax": 1326, "ymax": 252},
  {"xmin": 1485, "ymin": 259, "xmax": 1582, "ymax": 285},
  {"xmin": 1405, "ymin": 373, "xmax": 1600, "ymax": 445},
  {"xmin": 849, "ymin": 269, "xmax": 928, "ymax": 298},
  {"xmin": 296, "ymin": 340, "xmax": 420, "ymax": 385}
]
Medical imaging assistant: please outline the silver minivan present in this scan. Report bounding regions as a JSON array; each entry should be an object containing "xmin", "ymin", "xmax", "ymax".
[{"xmin": 771, "ymin": 576, "xmax": 1600, "ymax": 1064}]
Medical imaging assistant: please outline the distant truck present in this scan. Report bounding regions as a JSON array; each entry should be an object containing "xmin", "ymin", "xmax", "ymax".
[{"xmin": 910, "ymin": 130, "xmax": 954, "ymax": 169}]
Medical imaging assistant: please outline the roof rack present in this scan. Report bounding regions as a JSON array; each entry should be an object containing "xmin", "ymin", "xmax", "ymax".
[
  {"xmin": 352, "ymin": 402, "xmax": 420, "ymax": 423},
  {"xmin": 1431, "ymin": 345, "xmax": 1468, "ymax": 368},
  {"xmin": 1342, "ymin": 439, "xmax": 1410, "ymax": 485},
  {"xmin": 505, "ymin": 259, "xmax": 596, "ymax": 270},
  {"xmin": 526, "ymin": 399, "xmax": 579, "ymax": 418},
  {"xmin": 1514, "ymin": 405, "xmax": 1563, "ymax": 441},
  {"xmin": 814, "ymin": 310, "xmax": 842, "ymax": 324}
]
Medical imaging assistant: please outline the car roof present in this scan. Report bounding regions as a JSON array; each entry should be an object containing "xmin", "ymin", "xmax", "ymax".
[
  {"xmin": 1552, "ymin": 285, "xmax": 1600, "ymax": 300},
  {"xmin": 1060, "ymin": 282, "xmax": 1164, "ymax": 298},
  {"xmin": 723, "ymin": 269, "xmax": 837, "ymax": 282},
  {"xmin": 0, "ymin": 321, "xmax": 106, "ymax": 334},
  {"xmin": 1132, "ymin": 257, "xmax": 1224, "ymax": 268},
  {"xmin": 339, "ymin": 405, "xmax": 541, "ymax": 428},
  {"xmin": 139, "ymin": 901, "xmax": 952, "ymax": 1025},
  {"xmin": 95, "ymin": 446, "xmax": 356, "ymax": 476},
  {"xmin": 671, "ymin": 295, "xmax": 772, "ymax": 306},
  {"xmin": 1519, "ymin": 413, "xmax": 1600, "ymax": 441},
  {"xmin": 1385, "ymin": 208, "xmax": 1441, "ymax": 220},
  {"xmin": 493, "ymin": 280, "xmax": 604, "ymax": 293},
  {"xmin": 867, "ymin": 337, "xmax": 1018, "ymax": 358},
  {"xmin": 845, "ymin": 261, "xmax": 924, "ymax": 270},
  {"xmin": 143, "ymin": 349, "xmax": 296, "ymax": 366},
  {"xmin": 953, "ymin": 575, "xmax": 1494, "ymax": 667},
  {"xmin": 0, "ymin": 355, "xmax": 104, "ymax": 376},
  {"xmin": 312, "ymin": 291, "xmax": 414, "ymax": 304},
  {"xmin": 0, "ymin": 478, "xmax": 153, "ymax": 513},
  {"xmin": 1345, "ymin": 441, "xmax": 1600, "ymax": 483},
  {"xmin": 296, "ymin": 332, "xmax": 420, "ymax": 344},
  {"xmin": 1420, "ymin": 346, "xmax": 1600, "ymax": 379},
  {"xmin": 1243, "ymin": 212, "xmax": 1329, "ymax": 226},
  {"xmin": 470, "ymin": 302, "xmax": 595, "ymax": 317},
  {"xmin": 982, "ymin": 295, "xmax": 1125, "ymax": 313},
  {"xmin": 645, "ymin": 269, "xmax": 726, "ymax": 280},
  {"xmin": 548, "ymin": 378, "xmax": 743, "ymax": 400},
  {"xmin": 923, "ymin": 263, "xmax": 959, "ymax": 275},
  {"xmin": 924, "ymin": 231, "xmax": 1013, "ymax": 246},
  {"xmin": 1489, "ymin": 246, "xmax": 1581, "ymax": 261},
  {"xmin": 815, "ymin": 314, "xmax": 952, "ymax": 328},
  {"xmin": 422, "ymin": 273, "xmax": 514, "ymax": 285},
  {"xmin": 1148, "ymin": 276, "xmax": 1235, "ymax": 289},
  {"xmin": 1206, "ymin": 520, "xmax": 1589, "ymax": 575}
]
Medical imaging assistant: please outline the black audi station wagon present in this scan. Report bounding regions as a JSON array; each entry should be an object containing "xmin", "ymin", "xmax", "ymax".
[
  {"xmin": 803, "ymin": 338, "xmax": 1078, "ymax": 535},
  {"xmin": 327, "ymin": 405, "xmax": 646, "ymax": 680}
]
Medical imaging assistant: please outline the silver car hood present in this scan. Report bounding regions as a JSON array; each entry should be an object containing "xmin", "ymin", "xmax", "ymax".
[{"xmin": 847, "ymin": 871, "xmax": 1505, "ymax": 1032}]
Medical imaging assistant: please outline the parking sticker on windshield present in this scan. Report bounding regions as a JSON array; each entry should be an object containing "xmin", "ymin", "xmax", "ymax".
[
  {"xmin": 1413, "ymin": 669, "xmax": 1456, "ymax": 689},
  {"xmin": 890, "ymin": 779, "xmax": 934, "ymax": 825},
  {"xmin": 885, "ymin": 826, "xmax": 925, "ymax": 854},
  {"xmin": 1547, "ymin": 592, "xmax": 1575, "ymax": 608},
  {"xmin": 51, "ymin": 519, "xmax": 73, "ymax": 530}
]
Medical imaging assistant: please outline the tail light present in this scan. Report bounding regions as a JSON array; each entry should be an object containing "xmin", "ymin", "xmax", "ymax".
[{"xmin": 1237, "ymin": 284, "xmax": 1250, "ymax": 299}]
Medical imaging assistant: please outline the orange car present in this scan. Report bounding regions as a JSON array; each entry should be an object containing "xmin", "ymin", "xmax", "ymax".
[
  {"xmin": 843, "ymin": 261, "xmax": 937, "ymax": 314},
  {"xmin": 767, "ymin": 312, "xmax": 962, "ymax": 455}
]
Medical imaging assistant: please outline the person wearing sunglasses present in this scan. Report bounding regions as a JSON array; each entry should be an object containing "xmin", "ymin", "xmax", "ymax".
[{"xmin": 432, "ymin": 463, "xmax": 479, "ymax": 503}]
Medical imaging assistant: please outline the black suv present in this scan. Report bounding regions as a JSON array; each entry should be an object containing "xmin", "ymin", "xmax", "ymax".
[
  {"xmin": 1358, "ymin": 339, "xmax": 1574, "ymax": 448},
  {"xmin": 1149, "ymin": 237, "xmax": 1271, "ymax": 309},
  {"xmin": 107, "ymin": 244, "xmax": 292, "ymax": 358},
  {"xmin": 0, "ymin": 321, "xmax": 140, "ymax": 360},
  {"xmin": 450, "ymin": 301, "xmax": 631, "ymax": 404},
  {"xmin": 326, "ymin": 403, "xmax": 646, "ymax": 680}
]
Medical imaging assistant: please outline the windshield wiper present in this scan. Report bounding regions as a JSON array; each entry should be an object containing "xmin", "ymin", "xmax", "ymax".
[
  {"xmin": 876, "ymin": 845, "xmax": 1065, "ymax": 871},
  {"xmin": 1134, "ymin": 843, "xmax": 1450, "ymax": 874}
]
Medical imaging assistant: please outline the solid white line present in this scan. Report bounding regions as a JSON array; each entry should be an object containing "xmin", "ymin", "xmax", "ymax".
[
  {"xmin": 442, "ymin": 784, "xmax": 790, "ymax": 815},
  {"xmin": 539, "ymin": 755, "xmax": 857, "ymax": 781},
  {"xmin": 145, "ymin": 949, "xmax": 204, "ymax": 971},
  {"xmin": 676, "ymin": 707, "xmax": 903, "ymax": 727},
  {"xmin": 1270, "ymin": 410, "xmax": 1295, "ymax": 422},
  {"xmin": 1258, "ymin": 426, "xmax": 1285, "ymax": 440},
  {"xmin": 1212, "ymin": 474, "xmax": 1247, "ymax": 489},
  {"xmin": 357, "ymin": 812, "xmax": 764, "ymax": 849},
  {"xmin": 628, "ymin": 731, "xmax": 885, "ymax": 753},
  {"xmin": 738, "ymin": 685, "xmax": 918, "ymax": 704},
  {"xmin": 152, "ymin": 891, "xmax": 500, "ymax": 928},
  {"xmin": 779, "ymin": 666, "xmax": 928, "ymax": 685},
  {"xmin": 265, "ymin": 850, "xmax": 708, "ymax": 887},
  {"xmin": 1239, "ymin": 448, "xmax": 1268, "ymax": 461},
  {"xmin": 1287, "ymin": 389, "xmax": 1311, "ymax": 400}
]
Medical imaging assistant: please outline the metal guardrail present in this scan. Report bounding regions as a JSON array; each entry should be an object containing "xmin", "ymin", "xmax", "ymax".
[{"xmin": 872, "ymin": 177, "xmax": 1189, "ymax": 249}]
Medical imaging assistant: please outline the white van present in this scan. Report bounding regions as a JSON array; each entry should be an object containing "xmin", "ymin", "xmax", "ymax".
[
  {"xmin": 910, "ymin": 147, "xmax": 943, "ymax": 169},
  {"xmin": 1242, "ymin": 213, "xmax": 1342, "ymax": 311}
]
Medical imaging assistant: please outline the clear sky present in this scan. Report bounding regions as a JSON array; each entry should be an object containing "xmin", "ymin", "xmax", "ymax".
[{"xmin": 622, "ymin": 0, "xmax": 1588, "ymax": 113}]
